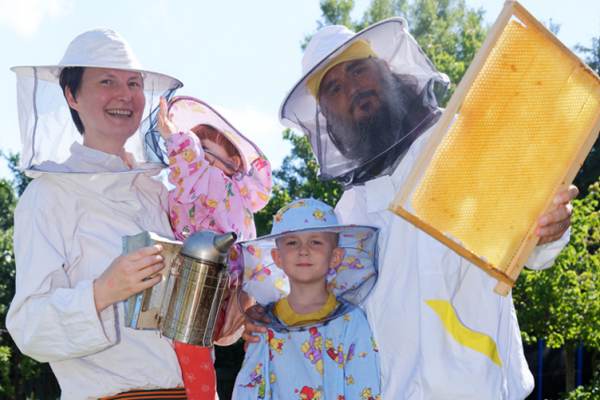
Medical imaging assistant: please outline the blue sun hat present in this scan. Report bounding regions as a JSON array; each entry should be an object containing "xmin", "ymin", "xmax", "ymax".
[{"xmin": 239, "ymin": 198, "xmax": 380, "ymax": 331}]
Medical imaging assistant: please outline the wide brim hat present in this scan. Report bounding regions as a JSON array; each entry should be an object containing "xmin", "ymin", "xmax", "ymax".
[
  {"xmin": 12, "ymin": 27, "xmax": 183, "ymax": 174},
  {"xmin": 278, "ymin": 18, "xmax": 450, "ymax": 185},
  {"xmin": 239, "ymin": 199, "xmax": 380, "ymax": 332},
  {"xmin": 166, "ymin": 96, "xmax": 269, "ymax": 175}
]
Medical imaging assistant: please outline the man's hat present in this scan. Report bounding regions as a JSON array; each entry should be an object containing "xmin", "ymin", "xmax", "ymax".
[{"xmin": 239, "ymin": 199, "xmax": 380, "ymax": 331}]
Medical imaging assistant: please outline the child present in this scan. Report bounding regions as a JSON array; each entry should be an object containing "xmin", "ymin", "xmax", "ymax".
[
  {"xmin": 233, "ymin": 199, "xmax": 381, "ymax": 400},
  {"xmin": 157, "ymin": 96, "xmax": 272, "ymax": 400}
]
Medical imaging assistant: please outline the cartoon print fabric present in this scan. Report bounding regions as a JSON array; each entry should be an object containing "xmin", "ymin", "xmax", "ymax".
[
  {"xmin": 167, "ymin": 130, "xmax": 271, "ymax": 242},
  {"xmin": 165, "ymin": 96, "xmax": 271, "ymax": 400},
  {"xmin": 232, "ymin": 307, "xmax": 381, "ymax": 400}
]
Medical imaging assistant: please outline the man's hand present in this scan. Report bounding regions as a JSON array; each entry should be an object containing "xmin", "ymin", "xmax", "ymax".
[
  {"xmin": 93, "ymin": 245, "xmax": 165, "ymax": 313},
  {"xmin": 241, "ymin": 304, "xmax": 271, "ymax": 351},
  {"xmin": 535, "ymin": 185, "xmax": 578, "ymax": 246}
]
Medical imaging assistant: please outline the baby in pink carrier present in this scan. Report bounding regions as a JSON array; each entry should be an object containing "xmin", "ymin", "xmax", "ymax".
[{"xmin": 157, "ymin": 96, "xmax": 272, "ymax": 399}]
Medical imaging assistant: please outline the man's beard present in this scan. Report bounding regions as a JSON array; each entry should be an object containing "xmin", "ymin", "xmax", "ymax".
[{"xmin": 324, "ymin": 70, "xmax": 415, "ymax": 166}]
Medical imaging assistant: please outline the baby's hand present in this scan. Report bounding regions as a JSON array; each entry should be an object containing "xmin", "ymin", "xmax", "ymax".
[{"xmin": 157, "ymin": 96, "xmax": 177, "ymax": 141}]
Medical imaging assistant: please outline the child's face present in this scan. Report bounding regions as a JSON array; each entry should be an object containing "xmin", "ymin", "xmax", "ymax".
[
  {"xmin": 202, "ymin": 139, "xmax": 241, "ymax": 177},
  {"xmin": 271, "ymin": 232, "xmax": 343, "ymax": 287}
]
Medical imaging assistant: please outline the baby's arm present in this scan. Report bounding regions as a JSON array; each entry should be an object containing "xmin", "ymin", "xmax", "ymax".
[
  {"xmin": 343, "ymin": 310, "xmax": 381, "ymax": 400},
  {"xmin": 157, "ymin": 96, "xmax": 177, "ymax": 141}
]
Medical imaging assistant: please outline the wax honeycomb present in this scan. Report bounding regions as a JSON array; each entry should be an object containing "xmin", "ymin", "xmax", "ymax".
[{"xmin": 411, "ymin": 20, "xmax": 600, "ymax": 273}]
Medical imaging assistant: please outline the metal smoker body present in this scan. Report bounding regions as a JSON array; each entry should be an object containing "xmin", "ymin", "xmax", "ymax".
[
  {"xmin": 123, "ymin": 230, "xmax": 236, "ymax": 347},
  {"xmin": 160, "ymin": 230, "xmax": 236, "ymax": 347}
]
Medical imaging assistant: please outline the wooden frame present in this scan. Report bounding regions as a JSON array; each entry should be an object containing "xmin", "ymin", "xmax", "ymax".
[{"xmin": 388, "ymin": 1, "xmax": 600, "ymax": 296}]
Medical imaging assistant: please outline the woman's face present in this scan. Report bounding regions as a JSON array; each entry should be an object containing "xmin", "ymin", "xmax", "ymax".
[{"xmin": 66, "ymin": 67, "xmax": 145, "ymax": 145}]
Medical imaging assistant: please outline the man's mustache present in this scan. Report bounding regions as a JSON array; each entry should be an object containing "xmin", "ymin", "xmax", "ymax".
[{"xmin": 349, "ymin": 90, "xmax": 379, "ymax": 116}]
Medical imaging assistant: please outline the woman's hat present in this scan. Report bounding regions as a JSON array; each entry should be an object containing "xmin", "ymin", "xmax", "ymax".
[
  {"xmin": 239, "ymin": 198, "xmax": 380, "ymax": 331},
  {"xmin": 278, "ymin": 18, "xmax": 450, "ymax": 187},
  {"xmin": 12, "ymin": 27, "xmax": 183, "ymax": 174}
]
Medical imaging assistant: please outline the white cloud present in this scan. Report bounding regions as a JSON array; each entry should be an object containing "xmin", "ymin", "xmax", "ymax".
[
  {"xmin": 0, "ymin": 0, "xmax": 72, "ymax": 36},
  {"xmin": 212, "ymin": 105, "xmax": 292, "ymax": 170}
]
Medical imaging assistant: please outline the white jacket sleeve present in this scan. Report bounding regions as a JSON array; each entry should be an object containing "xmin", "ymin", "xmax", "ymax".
[
  {"xmin": 524, "ymin": 226, "xmax": 570, "ymax": 271},
  {"xmin": 6, "ymin": 202, "xmax": 117, "ymax": 363}
]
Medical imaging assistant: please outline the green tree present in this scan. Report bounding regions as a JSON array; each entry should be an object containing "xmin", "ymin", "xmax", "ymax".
[
  {"xmin": 573, "ymin": 31, "xmax": 600, "ymax": 199},
  {"xmin": 254, "ymin": 129, "xmax": 343, "ymax": 236},
  {"xmin": 0, "ymin": 152, "xmax": 57, "ymax": 399},
  {"xmin": 559, "ymin": 376, "xmax": 600, "ymax": 399},
  {"xmin": 513, "ymin": 180, "xmax": 600, "ymax": 393}
]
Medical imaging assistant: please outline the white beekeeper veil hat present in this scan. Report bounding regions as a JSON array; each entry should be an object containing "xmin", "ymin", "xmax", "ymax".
[
  {"xmin": 279, "ymin": 18, "xmax": 450, "ymax": 187},
  {"xmin": 11, "ymin": 27, "xmax": 183, "ymax": 174}
]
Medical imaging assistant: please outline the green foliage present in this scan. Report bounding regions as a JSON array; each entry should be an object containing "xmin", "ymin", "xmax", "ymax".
[
  {"xmin": 0, "ymin": 346, "xmax": 13, "ymax": 397},
  {"xmin": 320, "ymin": 0, "xmax": 355, "ymax": 27},
  {"xmin": 0, "ymin": 153, "xmax": 54, "ymax": 398},
  {"xmin": 308, "ymin": 0, "xmax": 489, "ymax": 106},
  {"xmin": 254, "ymin": 129, "xmax": 343, "ymax": 237},
  {"xmin": 513, "ymin": 179, "xmax": 600, "ymax": 389},
  {"xmin": 573, "ymin": 32, "xmax": 600, "ymax": 199},
  {"xmin": 559, "ymin": 376, "xmax": 600, "ymax": 400},
  {"xmin": 2, "ymin": 151, "xmax": 32, "ymax": 197}
]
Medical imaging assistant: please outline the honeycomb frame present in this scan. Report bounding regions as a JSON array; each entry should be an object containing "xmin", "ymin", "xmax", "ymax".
[{"xmin": 389, "ymin": 1, "xmax": 600, "ymax": 296}]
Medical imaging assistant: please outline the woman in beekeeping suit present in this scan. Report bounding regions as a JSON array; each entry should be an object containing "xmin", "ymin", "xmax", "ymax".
[{"xmin": 6, "ymin": 28, "xmax": 217, "ymax": 400}]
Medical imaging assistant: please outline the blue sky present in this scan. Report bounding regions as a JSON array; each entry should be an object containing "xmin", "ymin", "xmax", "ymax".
[{"xmin": 1, "ymin": 0, "xmax": 599, "ymax": 182}]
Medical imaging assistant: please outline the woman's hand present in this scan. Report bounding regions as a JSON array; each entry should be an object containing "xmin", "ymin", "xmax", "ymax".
[
  {"xmin": 93, "ymin": 245, "xmax": 165, "ymax": 313},
  {"xmin": 157, "ymin": 96, "xmax": 177, "ymax": 141}
]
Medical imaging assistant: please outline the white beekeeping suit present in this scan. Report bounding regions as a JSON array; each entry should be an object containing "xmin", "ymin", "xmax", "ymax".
[
  {"xmin": 279, "ymin": 19, "xmax": 569, "ymax": 400},
  {"xmin": 7, "ymin": 28, "xmax": 187, "ymax": 400}
]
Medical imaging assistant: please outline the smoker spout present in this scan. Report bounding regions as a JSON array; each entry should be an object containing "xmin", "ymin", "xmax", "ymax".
[{"xmin": 214, "ymin": 232, "xmax": 237, "ymax": 253}]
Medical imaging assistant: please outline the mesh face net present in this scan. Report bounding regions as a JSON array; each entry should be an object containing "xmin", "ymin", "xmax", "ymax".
[
  {"xmin": 239, "ymin": 225, "xmax": 379, "ymax": 332},
  {"xmin": 411, "ymin": 21, "xmax": 600, "ymax": 273},
  {"xmin": 280, "ymin": 19, "xmax": 449, "ymax": 187},
  {"xmin": 13, "ymin": 65, "xmax": 182, "ymax": 172}
]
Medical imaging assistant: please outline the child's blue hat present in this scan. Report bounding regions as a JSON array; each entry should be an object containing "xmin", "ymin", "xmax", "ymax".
[{"xmin": 239, "ymin": 198, "xmax": 380, "ymax": 331}]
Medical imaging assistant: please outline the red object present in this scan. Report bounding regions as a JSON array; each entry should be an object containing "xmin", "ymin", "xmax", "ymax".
[{"xmin": 174, "ymin": 342, "xmax": 216, "ymax": 400}]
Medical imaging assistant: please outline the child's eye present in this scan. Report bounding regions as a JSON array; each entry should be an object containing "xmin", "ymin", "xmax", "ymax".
[
  {"xmin": 311, "ymin": 240, "xmax": 322, "ymax": 245},
  {"xmin": 285, "ymin": 240, "xmax": 298, "ymax": 246}
]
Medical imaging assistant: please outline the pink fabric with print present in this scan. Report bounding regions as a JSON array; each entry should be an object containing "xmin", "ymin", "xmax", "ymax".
[{"xmin": 165, "ymin": 97, "xmax": 272, "ymax": 400}]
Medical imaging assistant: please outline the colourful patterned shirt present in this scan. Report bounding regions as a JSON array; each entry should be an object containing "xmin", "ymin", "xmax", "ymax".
[
  {"xmin": 166, "ymin": 130, "xmax": 271, "ymax": 242},
  {"xmin": 232, "ymin": 307, "xmax": 381, "ymax": 400}
]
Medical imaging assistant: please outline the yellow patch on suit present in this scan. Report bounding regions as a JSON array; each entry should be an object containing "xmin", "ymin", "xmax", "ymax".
[{"xmin": 425, "ymin": 299, "xmax": 502, "ymax": 367}]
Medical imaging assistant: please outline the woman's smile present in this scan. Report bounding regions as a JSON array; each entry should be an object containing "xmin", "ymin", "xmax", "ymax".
[{"xmin": 66, "ymin": 68, "xmax": 145, "ymax": 150}]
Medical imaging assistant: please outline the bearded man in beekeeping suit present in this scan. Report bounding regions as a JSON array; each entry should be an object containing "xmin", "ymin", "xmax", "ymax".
[{"xmin": 244, "ymin": 19, "xmax": 578, "ymax": 400}]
